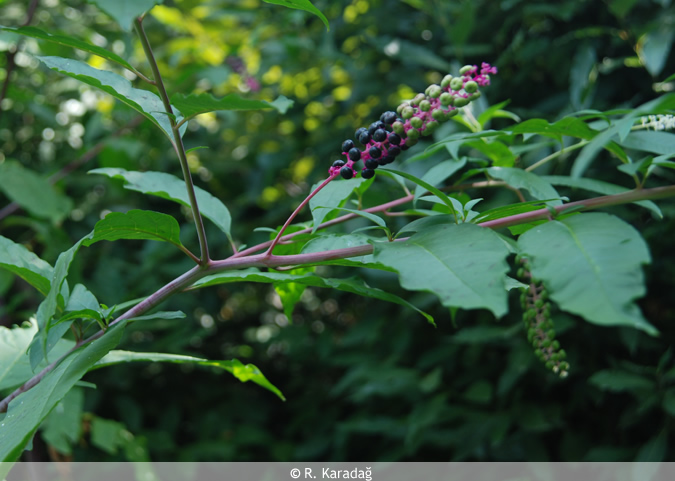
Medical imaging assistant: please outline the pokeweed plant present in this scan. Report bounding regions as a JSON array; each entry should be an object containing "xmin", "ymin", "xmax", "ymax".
[{"xmin": 1, "ymin": 0, "xmax": 675, "ymax": 464}]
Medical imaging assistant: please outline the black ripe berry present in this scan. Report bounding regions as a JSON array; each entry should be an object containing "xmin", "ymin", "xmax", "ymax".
[
  {"xmin": 369, "ymin": 146, "xmax": 382, "ymax": 159},
  {"xmin": 341, "ymin": 139, "xmax": 355, "ymax": 152},
  {"xmin": 332, "ymin": 159, "xmax": 346, "ymax": 168},
  {"xmin": 401, "ymin": 144, "xmax": 410, "ymax": 151},
  {"xmin": 381, "ymin": 111, "xmax": 397, "ymax": 125},
  {"xmin": 358, "ymin": 131, "xmax": 372, "ymax": 145},
  {"xmin": 379, "ymin": 155, "xmax": 395, "ymax": 165},
  {"xmin": 361, "ymin": 168, "xmax": 375, "ymax": 179},
  {"xmin": 368, "ymin": 121, "xmax": 386, "ymax": 134},
  {"xmin": 348, "ymin": 148, "xmax": 362, "ymax": 161},
  {"xmin": 365, "ymin": 158, "xmax": 379, "ymax": 170},
  {"xmin": 373, "ymin": 129, "xmax": 387, "ymax": 142},
  {"xmin": 388, "ymin": 132, "xmax": 401, "ymax": 145},
  {"xmin": 340, "ymin": 166, "xmax": 354, "ymax": 179},
  {"xmin": 387, "ymin": 145, "xmax": 402, "ymax": 157},
  {"xmin": 355, "ymin": 127, "xmax": 368, "ymax": 139}
]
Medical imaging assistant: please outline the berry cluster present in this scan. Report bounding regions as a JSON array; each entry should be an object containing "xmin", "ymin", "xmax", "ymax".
[
  {"xmin": 329, "ymin": 63, "xmax": 497, "ymax": 179},
  {"xmin": 517, "ymin": 255, "xmax": 570, "ymax": 378}
]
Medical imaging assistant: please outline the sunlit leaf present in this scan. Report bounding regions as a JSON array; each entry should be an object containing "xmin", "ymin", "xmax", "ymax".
[
  {"xmin": 0, "ymin": 236, "xmax": 53, "ymax": 296},
  {"xmin": 309, "ymin": 178, "xmax": 366, "ymax": 231},
  {"xmin": 262, "ymin": 0, "xmax": 329, "ymax": 30},
  {"xmin": 87, "ymin": 0, "xmax": 163, "ymax": 31},
  {"xmin": 171, "ymin": 93, "xmax": 293, "ymax": 121}
]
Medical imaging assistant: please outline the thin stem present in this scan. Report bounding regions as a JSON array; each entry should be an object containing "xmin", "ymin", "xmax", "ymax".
[
  {"xmin": 264, "ymin": 173, "xmax": 338, "ymax": 257},
  {"xmin": 134, "ymin": 18, "xmax": 210, "ymax": 264}
]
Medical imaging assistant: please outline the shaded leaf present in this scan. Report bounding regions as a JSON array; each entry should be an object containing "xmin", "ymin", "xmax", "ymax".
[
  {"xmin": 588, "ymin": 369, "xmax": 655, "ymax": 392},
  {"xmin": 414, "ymin": 159, "xmax": 467, "ymax": 203},
  {"xmin": 518, "ymin": 213, "xmax": 655, "ymax": 335},
  {"xmin": 373, "ymin": 224, "xmax": 511, "ymax": 317},
  {"xmin": 40, "ymin": 388, "xmax": 84, "ymax": 455},
  {"xmin": 487, "ymin": 167, "xmax": 562, "ymax": 205},
  {"xmin": 171, "ymin": 93, "xmax": 293, "ymax": 121},
  {"xmin": 0, "ymin": 161, "xmax": 72, "ymax": 223},
  {"xmin": 0, "ymin": 235, "xmax": 53, "ymax": 296},
  {"xmin": 38, "ymin": 56, "xmax": 184, "ymax": 141},
  {"xmin": 191, "ymin": 268, "xmax": 434, "ymax": 324},
  {"xmin": 93, "ymin": 351, "xmax": 284, "ymax": 401},
  {"xmin": 309, "ymin": 178, "xmax": 366, "ymax": 231},
  {"xmin": 87, "ymin": 0, "xmax": 162, "ymax": 31},
  {"xmin": 83, "ymin": 210, "xmax": 185, "ymax": 251},
  {"xmin": 262, "ymin": 0, "xmax": 329, "ymax": 30},
  {"xmin": 88, "ymin": 169, "xmax": 232, "ymax": 241}
]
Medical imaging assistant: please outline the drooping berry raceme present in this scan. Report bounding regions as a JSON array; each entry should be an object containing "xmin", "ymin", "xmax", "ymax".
[
  {"xmin": 517, "ymin": 255, "xmax": 570, "ymax": 378},
  {"xmin": 328, "ymin": 63, "xmax": 497, "ymax": 179}
]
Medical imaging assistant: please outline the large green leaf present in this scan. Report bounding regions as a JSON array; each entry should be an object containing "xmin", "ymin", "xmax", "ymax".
[
  {"xmin": 191, "ymin": 268, "xmax": 434, "ymax": 324},
  {"xmin": 87, "ymin": 0, "xmax": 162, "ymax": 31},
  {"xmin": 0, "ymin": 26, "xmax": 136, "ymax": 72},
  {"xmin": 0, "ymin": 321, "xmax": 126, "ymax": 462},
  {"xmin": 0, "ymin": 161, "xmax": 73, "ymax": 223},
  {"xmin": 0, "ymin": 236, "xmax": 53, "ymax": 296},
  {"xmin": 309, "ymin": 177, "xmax": 366, "ymax": 231},
  {"xmin": 83, "ymin": 210, "xmax": 185, "ymax": 252},
  {"xmin": 541, "ymin": 175, "xmax": 662, "ymax": 218},
  {"xmin": 414, "ymin": 159, "xmax": 467, "ymax": 203},
  {"xmin": 487, "ymin": 167, "xmax": 562, "ymax": 206},
  {"xmin": 171, "ymin": 93, "xmax": 293, "ymax": 122},
  {"xmin": 372, "ymin": 224, "xmax": 511, "ymax": 317},
  {"xmin": 92, "ymin": 351, "xmax": 285, "ymax": 401},
  {"xmin": 88, "ymin": 169, "xmax": 232, "ymax": 241},
  {"xmin": 588, "ymin": 369, "xmax": 655, "ymax": 392},
  {"xmin": 40, "ymin": 388, "xmax": 84, "ymax": 455},
  {"xmin": 38, "ymin": 56, "xmax": 184, "ymax": 141},
  {"xmin": 619, "ymin": 131, "xmax": 675, "ymax": 155},
  {"xmin": 262, "ymin": 0, "xmax": 329, "ymax": 30},
  {"xmin": 518, "ymin": 213, "xmax": 655, "ymax": 335},
  {"xmin": 299, "ymin": 234, "xmax": 390, "ymax": 270}
]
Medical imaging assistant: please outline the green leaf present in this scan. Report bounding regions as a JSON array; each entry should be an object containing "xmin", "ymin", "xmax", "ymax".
[
  {"xmin": 318, "ymin": 207, "xmax": 386, "ymax": 228},
  {"xmin": 0, "ymin": 160, "xmax": 73, "ymax": 223},
  {"xmin": 0, "ymin": 25, "xmax": 136, "ymax": 72},
  {"xmin": 620, "ymin": 131, "xmax": 675, "ymax": 155},
  {"xmin": 171, "ymin": 93, "xmax": 293, "ymax": 121},
  {"xmin": 0, "ymin": 235, "xmax": 53, "ymax": 296},
  {"xmin": 309, "ymin": 178, "xmax": 366, "ymax": 231},
  {"xmin": 414, "ymin": 159, "xmax": 467, "ymax": 204},
  {"xmin": 638, "ymin": 29, "xmax": 675, "ymax": 77},
  {"xmin": 88, "ymin": 169, "xmax": 232, "ymax": 241},
  {"xmin": 541, "ymin": 175, "xmax": 662, "ymax": 219},
  {"xmin": 65, "ymin": 284, "xmax": 100, "ymax": 313},
  {"xmin": 380, "ymin": 169, "xmax": 458, "ymax": 219},
  {"xmin": 40, "ymin": 388, "xmax": 84, "ymax": 455},
  {"xmin": 83, "ymin": 210, "xmax": 185, "ymax": 252},
  {"xmin": 588, "ymin": 369, "xmax": 655, "ymax": 392},
  {"xmin": 518, "ymin": 213, "xmax": 655, "ymax": 335},
  {"xmin": 92, "ymin": 351, "xmax": 285, "ymax": 401},
  {"xmin": 37, "ymin": 56, "xmax": 183, "ymax": 142},
  {"xmin": 0, "ymin": 322, "xmax": 37, "ymax": 391},
  {"xmin": 373, "ymin": 224, "xmax": 511, "ymax": 317},
  {"xmin": 262, "ymin": 0, "xmax": 329, "ymax": 30},
  {"xmin": 465, "ymin": 139, "xmax": 516, "ymax": 167},
  {"xmin": 274, "ymin": 281, "xmax": 306, "ymax": 322},
  {"xmin": 87, "ymin": 0, "xmax": 163, "ymax": 31},
  {"xmin": 127, "ymin": 311, "xmax": 185, "ymax": 322},
  {"xmin": 191, "ymin": 268, "xmax": 434, "ymax": 325},
  {"xmin": 0, "ymin": 321, "xmax": 126, "ymax": 462},
  {"xmin": 487, "ymin": 167, "xmax": 562, "ymax": 206},
  {"xmin": 299, "ymin": 234, "xmax": 389, "ymax": 270}
]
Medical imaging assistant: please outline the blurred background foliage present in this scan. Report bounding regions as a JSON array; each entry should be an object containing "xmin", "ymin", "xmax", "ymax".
[{"xmin": 1, "ymin": 0, "xmax": 675, "ymax": 462}]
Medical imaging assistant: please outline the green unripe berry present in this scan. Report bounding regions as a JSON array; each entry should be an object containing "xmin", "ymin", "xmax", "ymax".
[
  {"xmin": 453, "ymin": 97, "xmax": 470, "ymax": 108},
  {"xmin": 432, "ymin": 109, "xmax": 448, "ymax": 122},
  {"xmin": 410, "ymin": 117, "xmax": 423, "ymax": 129},
  {"xmin": 446, "ymin": 109, "xmax": 458, "ymax": 118},
  {"xmin": 542, "ymin": 339, "xmax": 552, "ymax": 348},
  {"xmin": 547, "ymin": 329, "xmax": 556, "ymax": 340},
  {"xmin": 402, "ymin": 106, "xmax": 415, "ymax": 119},
  {"xmin": 392, "ymin": 121, "xmax": 406, "ymax": 136},
  {"xmin": 551, "ymin": 340, "xmax": 560, "ymax": 350},
  {"xmin": 405, "ymin": 137, "xmax": 418, "ymax": 147},
  {"xmin": 441, "ymin": 74, "xmax": 453, "ymax": 88},
  {"xmin": 535, "ymin": 299, "xmax": 544, "ymax": 309},
  {"xmin": 423, "ymin": 120, "xmax": 439, "ymax": 132},
  {"xmin": 419, "ymin": 100, "xmax": 431, "ymax": 112},
  {"xmin": 558, "ymin": 349, "xmax": 566, "ymax": 360},
  {"xmin": 459, "ymin": 65, "xmax": 473, "ymax": 75},
  {"xmin": 535, "ymin": 349, "xmax": 544, "ymax": 359},
  {"xmin": 450, "ymin": 77, "xmax": 464, "ymax": 91},
  {"xmin": 410, "ymin": 93, "xmax": 426, "ymax": 106},
  {"xmin": 406, "ymin": 129, "xmax": 420, "ymax": 141},
  {"xmin": 464, "ymin": 80, "xmax": 478, "ymax": 93},
  {"xmin": 517, "ymin": 268, "xmax": 525, "ymax": 279},
  {"xmin": 396, "ymin": 103, "xmax": 409, "ymax": 115},
  {"xmin": 440, "ymin": 92, "xmax": 453, "ymax": 106},
  {"xmin": 545, "ymin": 361, "xmax": 554, "ymax": 370},
  {"xmin": 560, "ymin": 361, "xmax": 570, "ymax": 371},
  {"xmin": 470, "ymin": 91, "xmax": 481, "ymax": 100},
  {"xmin": 426, "ymin": 85, "xmax": 442, "ymax": 98}
]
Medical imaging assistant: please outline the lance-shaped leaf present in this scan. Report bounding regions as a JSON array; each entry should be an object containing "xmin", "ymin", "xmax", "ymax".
[
  {"xmin": 518, "ymin": 213, "xmax": 655, "ymax": 335},
  {"xmin": 262, "ymin": 0, "xmax": 329, "ymax": 30},
  {"xmin": 372, "ymin": 224, "xmax": 511, "ymax": 318},
  {"xmin": 87, "ymin": 0, "xmax": 162, "ymax": 31},
  {"xmin": 487, "ymin": 167, "xmax": 562, "ymax": 206},
  {"xmin": 37, "ymin": 56, "xmax": 184, "ymax": 141},
  {"xmin": 309, "ymin": 177, "xmax": 367, "ymax": 231},
  {"xmin": 92, "ymin": 352, "xmax": 284, "ymax": 401},
  {"xmin": 191, "ymin": 268, "xmax": 434, "ymax": 324},
  {"xmin": 0, "ymin": 235, "xmax": 53, "ymax": 296},
  {"xmin": 0, "ymin": 161, "xmax": 73, "ymax": 223},
  {"xmin": 171, "ymin": 93, "xmax": 293, "ymax": 124},
  {"xmin": 88, "ymin": 169, "xmax": 232, "ymax": 241},
  {"xmin": 83, "ymin": 209, "xmax": 194, "ymax": 258},
  {"xmin": 0, "ymin": 321, "xmax": 126, "ymax": 463},
  {"xmin": 0, "ymin": 26, "xmax": 137, "ymax": 73}
]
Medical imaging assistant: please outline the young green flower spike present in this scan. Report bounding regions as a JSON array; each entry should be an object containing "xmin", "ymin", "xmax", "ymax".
[{"xmin": 329, "ymin": 62, "xmax": 497, "ymax": 179}]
